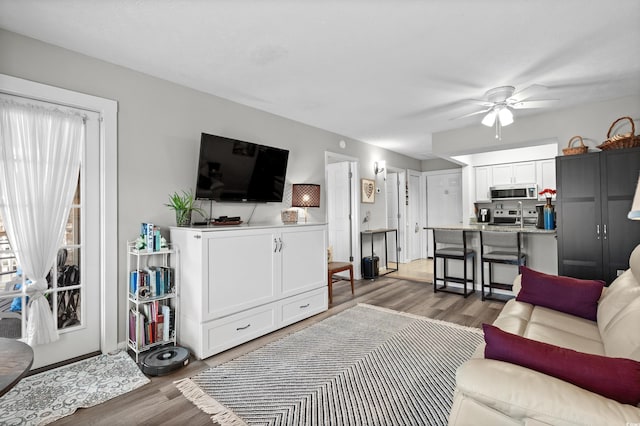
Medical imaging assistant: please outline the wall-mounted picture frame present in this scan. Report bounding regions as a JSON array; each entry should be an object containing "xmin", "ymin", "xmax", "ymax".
[{"xmin": 361, "ymin": 178, "xmax": 375, "ymax": 204}]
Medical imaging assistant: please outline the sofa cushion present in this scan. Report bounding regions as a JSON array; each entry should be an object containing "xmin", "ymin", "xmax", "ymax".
[
  {"xmin": 598, "ymin": 269, "xmax": 640, "ymax": 332},
  {"xmin": 630, "ymin": 244, "xmax": 640, "ymax": 284},
  {"xmin": 529, "ymin": 306, "xmax": 602, "ymax": 342},
  {"xmin": 601, "ymin": 295, "xmax": 640, "ymax": 362},
  {"xmin": 483, "ymin": 324, "xmax": 640, "ymax": 405},
  {"xmin": 523, "ymin": 322, "xmax": 605, "ymax": 356},
  {"xmin": 516, "ymin": 267, "xmax": 604, "ymax": 321}
]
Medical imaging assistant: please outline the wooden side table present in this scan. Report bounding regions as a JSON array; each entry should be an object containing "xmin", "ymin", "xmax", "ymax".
[{"xmin": 0, "ymin": 337, "xmax": 33, "ymax": 397}]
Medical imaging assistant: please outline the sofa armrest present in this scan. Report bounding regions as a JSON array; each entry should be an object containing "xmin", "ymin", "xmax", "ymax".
[{"xmin": 456, "ymin": 359, "xmax": 640, "ymax": 426}]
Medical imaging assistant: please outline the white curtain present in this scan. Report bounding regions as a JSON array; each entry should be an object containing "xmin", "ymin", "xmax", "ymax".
[{"xmin": 0, "ymin": 99, "xmax": 84, "ymax": 346}]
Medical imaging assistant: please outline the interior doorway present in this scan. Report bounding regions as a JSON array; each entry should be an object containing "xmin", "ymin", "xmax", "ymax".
[{"xmin": 325, "ymin": 152, "xmax": 360, "ymax": 279}]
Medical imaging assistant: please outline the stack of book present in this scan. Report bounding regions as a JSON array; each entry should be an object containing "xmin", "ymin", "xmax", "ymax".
[
  {"xmin": 128, "ymin": 301, "xmax": 174, "ymax": 348},
  {"xmin": 129, "ymin": 267, "xmax": 174, "ymax": 297},
  {"xmin": 141, "ymin": 222, "xmax": 162, "ymax": 252}
]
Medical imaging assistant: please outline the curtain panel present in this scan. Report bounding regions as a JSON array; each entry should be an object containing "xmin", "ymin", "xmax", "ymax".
[{"xmin": 0, "ymin": 99, "xmax": 84, "ymax": 346}]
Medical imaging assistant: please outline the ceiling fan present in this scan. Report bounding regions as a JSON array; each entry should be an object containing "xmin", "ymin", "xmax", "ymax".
[{"xmin": 457, "ymin": 85, "xmax": 557, "ymax": 139}]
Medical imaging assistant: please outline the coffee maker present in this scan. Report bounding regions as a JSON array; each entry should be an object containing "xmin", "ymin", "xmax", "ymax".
[
  {"xmin": 535, "ymin": 205, "xmax": 545, "ymax": 229},
  {"xmin": 478, "ymin": 208, "xmax": 491, "ymax": 223}
]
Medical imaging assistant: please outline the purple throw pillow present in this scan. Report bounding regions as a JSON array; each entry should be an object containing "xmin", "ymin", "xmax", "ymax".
[
  {"xmin": 516, "ymin": 266, "xmax": 604, "ymax": 321},
  {"xmin": 483, "ymin": 324, "xmax": 640, "ymax": 405}
]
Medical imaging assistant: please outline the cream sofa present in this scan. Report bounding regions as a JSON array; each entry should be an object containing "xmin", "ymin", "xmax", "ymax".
[{"xmin": 448, "ymin": 245, "xmax": 640, "ymax": 426}]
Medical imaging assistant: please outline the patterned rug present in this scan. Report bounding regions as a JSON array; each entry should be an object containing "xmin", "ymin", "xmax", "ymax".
[
  {"xmin": 176, "ymin": 304, "xmax": 484, "ymax": 425},
  {"xmin": 0, "ymin": 350, "xmax": 150, "ymax": 425}
]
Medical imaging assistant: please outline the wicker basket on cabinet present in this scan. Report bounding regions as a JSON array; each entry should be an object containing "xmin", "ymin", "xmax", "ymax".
[
  {"xmin": 562, "ymin": 135, "xmax": 588, "ymax": 155},
  {"xmin": 597, "ymin": 116, "xmax": 640, "ymax": 151}
]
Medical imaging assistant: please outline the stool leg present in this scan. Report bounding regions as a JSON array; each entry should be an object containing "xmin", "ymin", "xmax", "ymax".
[
  {"xmin": 433, "ymin": 257, "xmax": 438, "ymax": 293},
  {"xmin": 463, "ymin": 255, "xmax": 468, "ymax": 297},
  {"xmin": 349, "ymin": 267, "xmax": 354, "ymax": 295},
  {"xmin": 481, "ymin": 260, "xmax": 486, "ymax": 301},
  {"xmin": 328, "ymin": 271, "xmax": 333, "ymax": 305}
]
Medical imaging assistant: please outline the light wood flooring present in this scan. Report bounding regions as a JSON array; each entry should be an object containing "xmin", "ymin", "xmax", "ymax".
[{"xmin": 51, "ymin": 276, "xmax": 504, "ymax": 425}]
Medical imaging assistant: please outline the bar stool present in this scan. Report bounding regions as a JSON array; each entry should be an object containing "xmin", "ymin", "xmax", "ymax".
[
  {"xmin": 432, "ymin": 229, "xmax": 475, "ymax": 297},
  {"xmin": 480, "ymin": 231, "xmax": 526, "ymax": 301}
]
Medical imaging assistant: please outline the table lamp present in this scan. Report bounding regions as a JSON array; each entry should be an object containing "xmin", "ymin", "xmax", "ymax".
[{"xmin": 291, "ymin": 184, "xmax": 320, "ymax": 223}]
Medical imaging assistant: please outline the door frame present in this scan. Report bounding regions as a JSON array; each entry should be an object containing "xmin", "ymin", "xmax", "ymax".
[
  {"xmin": 0, "ymin": 73, "xmax": 118, "ymax": 356},
  {"xmin": 385, "ymin": 166, "xmax": 406, "ymax": 264},
  {"xmin": 406, "ymin": 169, "xmax": 423, "ymax": 262},
  {"xmin": 325, "ymin": 151, "xmax": 360, "ymax": 279}
]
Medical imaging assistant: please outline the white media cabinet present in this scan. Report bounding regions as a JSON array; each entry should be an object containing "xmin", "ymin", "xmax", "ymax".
[{"xmin": 169, "ymin": 223, "xmax": 327, "ymax": 359}]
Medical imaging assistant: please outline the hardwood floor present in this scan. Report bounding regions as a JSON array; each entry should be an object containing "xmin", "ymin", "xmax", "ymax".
[{"xmin": 51, "ymin": 277, "xmax": 504, "ymax": 425}]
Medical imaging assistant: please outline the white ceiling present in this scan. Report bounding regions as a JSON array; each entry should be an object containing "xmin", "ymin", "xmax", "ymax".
[{"xmin": 1, "ymin": 0, "xmax": 639, "ymax": 160}]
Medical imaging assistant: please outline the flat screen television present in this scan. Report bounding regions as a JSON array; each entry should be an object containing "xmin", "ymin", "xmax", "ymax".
[{"xmin": 195, "ymin": 133, "xmax": 289, "ymax": 202}]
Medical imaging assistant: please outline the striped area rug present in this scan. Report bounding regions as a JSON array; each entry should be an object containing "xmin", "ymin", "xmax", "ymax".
[{"xmin": 176, "ymin": 304, "xmax": 484, "ymax": 426}]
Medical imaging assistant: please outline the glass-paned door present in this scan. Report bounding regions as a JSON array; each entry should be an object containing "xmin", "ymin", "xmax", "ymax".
[{"xmin": 0, "ymin": 93, "xmax": 101, "ymax": 368}]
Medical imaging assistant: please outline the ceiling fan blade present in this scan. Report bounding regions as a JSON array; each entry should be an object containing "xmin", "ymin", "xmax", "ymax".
[
  {"xmin": 511, "ymin": 99, "xmax": 558, "ymax": 109},
  {"xmin": 510, "ymin": 84, "xmax": 548, "ymax": 102},
  {"xmin": 462, "ymin": 99, "xmax": 495, "ymax": 107},
  {"xmin": 451, "ymin": 108, "xmax": 493, "ymax": 120}
]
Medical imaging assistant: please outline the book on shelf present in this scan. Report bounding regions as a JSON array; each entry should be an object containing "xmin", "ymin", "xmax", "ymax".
[
  {"xmin": 162, "ymin": 304, "xmax": 173, "ymax": 341},
  {"xmin": 159, "ymin": 266, "xmax": 174, "ymax": 294},
  {"xmin": 141, "ymin": 222, "xmax": 154, "ymax": 253},
  {"xmin": 140, "ymin": 223, "xmax": 163, "ymax": 252}
]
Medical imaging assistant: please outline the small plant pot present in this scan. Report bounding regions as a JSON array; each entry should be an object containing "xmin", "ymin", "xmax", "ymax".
[{"xmin": 175, "ymin": 210, "xmax": 192, "ymax": 227}]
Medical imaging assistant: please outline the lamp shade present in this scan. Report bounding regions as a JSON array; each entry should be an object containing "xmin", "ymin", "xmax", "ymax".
[
  {"xmin": 481, "ymin": 110, "xmax": 497, "ymax": 127},
  {"xmin": 291, "ymin": 184, "xmax": 320, "ymax": 208},
  {"xmin": 498, "ymin": 107, "xmax": 514, "ymax": 126},
  {"xmin": 628, "ymin": 174, "xmax": 640, "ymax": 220}
]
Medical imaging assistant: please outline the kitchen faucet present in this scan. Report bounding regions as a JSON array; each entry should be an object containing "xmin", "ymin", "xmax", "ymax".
[{"xmin": 518, "ymin": 201, "xmax": 524, "ymax": 229}]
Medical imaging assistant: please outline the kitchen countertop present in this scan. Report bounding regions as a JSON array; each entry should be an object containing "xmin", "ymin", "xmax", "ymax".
[{"xmin": 427, "ymin": 223, "xmax": 556, "ymax": 234}]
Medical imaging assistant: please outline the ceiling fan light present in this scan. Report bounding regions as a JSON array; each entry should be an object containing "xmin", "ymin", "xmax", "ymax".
[
  {"xmin": 481, "ymin": 110, "xmax": 497, "ymax": 127},
  {"xmin": 498, "ymin": 107, "xmax": 514, "ymax": 126}
]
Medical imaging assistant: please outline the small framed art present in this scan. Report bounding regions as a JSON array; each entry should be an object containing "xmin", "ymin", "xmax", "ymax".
[{"xmin": 361, "ymin": 178, "xmax": 375, "ymax": 203}]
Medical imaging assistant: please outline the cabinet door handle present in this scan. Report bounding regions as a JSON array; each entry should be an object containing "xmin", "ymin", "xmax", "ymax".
[
  {"xmin": 278, "ymin": 237, "xmax": 283, "ymax": 252},
  {"xmin": 274, "ymin": 238, "xmax": 278, "ymax": 252},
  {"xmin": 236, "ymin": 323, "xmax": 251, "ymax": 331},
  {"xmin": 596, "ymin": 224, "xmax": 600, "ymax": 240},
  {"xmin": 603, "ymin": 224, "xmax": 607, "ymax": 240},
  {"xmin": 299, "ymin": 303, "xmax": 310, "ymax": 309}
]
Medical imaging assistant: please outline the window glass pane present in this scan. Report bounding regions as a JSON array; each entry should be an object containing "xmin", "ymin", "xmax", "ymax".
[
  {"xmin": 49, "ymin": 247, "xmax": 81, "ymax": 330},
  {"xmin": 56, "ymin": 289, "xmax": 81, "ymax": 329},
  {"xmin": 63, "ymin": 207, "xmax": 81, "ymax": 246}
]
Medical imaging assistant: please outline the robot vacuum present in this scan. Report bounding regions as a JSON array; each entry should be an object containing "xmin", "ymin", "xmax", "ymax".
[{"xmin": 140, "ymin": 345, "xmax": 190, "ymax": 376}]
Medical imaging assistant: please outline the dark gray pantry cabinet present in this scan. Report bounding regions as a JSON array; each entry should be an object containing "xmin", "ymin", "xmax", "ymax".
[{"xmin": 556, "ymin": 147, "xmax": 640, "ymax": 284}]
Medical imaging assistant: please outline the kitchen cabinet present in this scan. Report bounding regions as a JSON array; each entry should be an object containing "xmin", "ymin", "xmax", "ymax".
[
  {"xmin": 475, "ymin": 160, "xmax": 551, "ymax": 202},
  {"xmin": 492, "ymin": 162, "xmax": 536, "ymax": 185},
  {"xmin": 556, "ymin": 147, "xmax": 640, "ymax": 284},
  {"xmin": 475, "ymin": 166, "xmax": 492, "ymax": 201},
  {"xmin": 536, "ymin": 159, "xmax": 556, "ymax": 201},
  {"xmin": 170, "ymin": 224, "xmax": 327, "ymax": 359}
]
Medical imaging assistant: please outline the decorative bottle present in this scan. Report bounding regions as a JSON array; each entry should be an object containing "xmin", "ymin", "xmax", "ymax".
[{"xmin": 544, "ymin": 197, "xmax": 554, "ymax": 230}]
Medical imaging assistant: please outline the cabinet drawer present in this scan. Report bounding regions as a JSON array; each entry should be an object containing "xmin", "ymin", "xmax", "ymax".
[
  {"xmin": 280, "ymin": 287, "xmax": 327, "ymax": 327},
  {"xmin": 203, "ymin": 305, "xmax": 277, "ymax": 358}
]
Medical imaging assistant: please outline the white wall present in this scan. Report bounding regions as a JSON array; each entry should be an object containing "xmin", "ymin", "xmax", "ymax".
[{"xmin": 0, "ymin": 29, "xmax": 420, "ymax": 341}]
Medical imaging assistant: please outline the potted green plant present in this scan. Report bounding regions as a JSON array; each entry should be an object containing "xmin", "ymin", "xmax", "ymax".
[{"xmin": 165, "ymin": 190, "xmax": 206, "ymax": 227}]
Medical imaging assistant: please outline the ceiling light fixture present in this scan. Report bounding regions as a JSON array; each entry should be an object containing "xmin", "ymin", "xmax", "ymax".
[{"xmin": 482, "ymin": 106, "xmax": 514, "ymax": 140}]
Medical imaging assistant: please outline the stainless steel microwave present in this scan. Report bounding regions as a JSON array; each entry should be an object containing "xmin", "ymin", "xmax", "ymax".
[{"xmin": 490, "ymin": 184, "xmax": 538, "ymax": 200}]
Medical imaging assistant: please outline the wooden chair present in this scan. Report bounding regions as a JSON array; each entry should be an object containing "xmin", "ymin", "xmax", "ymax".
[{"xmin": 328, "ymin": 261, "xmax": 354, "ymax": 304}]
